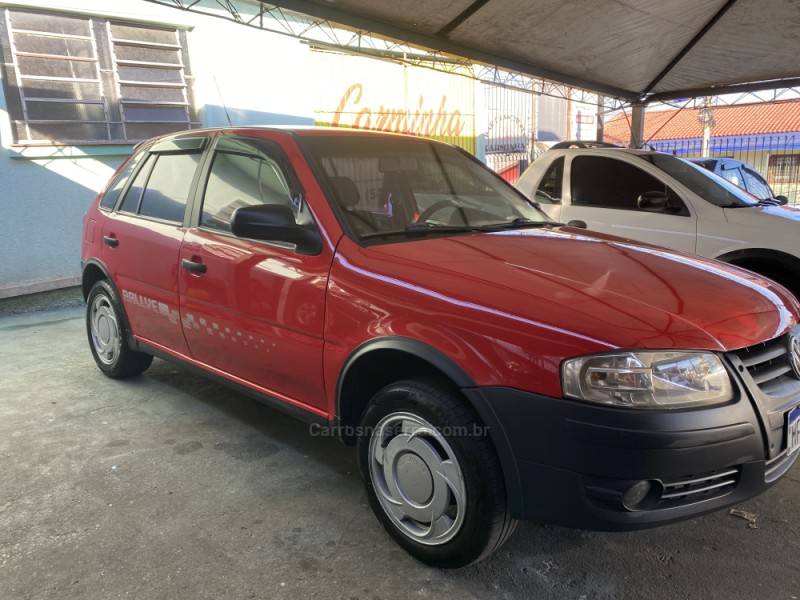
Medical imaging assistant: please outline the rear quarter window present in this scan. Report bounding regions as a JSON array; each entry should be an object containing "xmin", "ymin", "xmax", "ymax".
[{"xmin": 100, "ymin": 153, "xmax": 142, "ymax": 211}]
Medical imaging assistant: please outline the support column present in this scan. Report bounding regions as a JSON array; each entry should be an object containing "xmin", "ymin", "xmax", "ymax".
[
  {"xmin": 629, "ymin": 102, "xmax": 645, "ymax": 149},
  {"xmin": 596, "ymin": 95, "xmax": 604, "ymax": 142}
]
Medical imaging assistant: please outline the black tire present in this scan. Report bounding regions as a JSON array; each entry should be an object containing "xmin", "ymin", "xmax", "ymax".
[
  {"xmin": 86, "ymin": 280, "xmax": 153, "ymax": 378},
  {"xmin": 357, "ymin": 380, "xmax": 517, "ymax": 568}
]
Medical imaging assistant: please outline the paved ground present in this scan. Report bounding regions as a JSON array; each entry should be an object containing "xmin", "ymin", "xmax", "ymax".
[{"xmin": 1, "ymin": 307, "xmax": 799, "ymax": 600}]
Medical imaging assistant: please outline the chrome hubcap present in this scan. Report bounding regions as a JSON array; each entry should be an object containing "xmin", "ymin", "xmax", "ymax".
[
  {"xmin": 90, "ymin": 294, "xmax": 120, "ymax": 365},
  {"xmin": 369, "ymin": 412, "xmax": 466, "ymax": 546}
]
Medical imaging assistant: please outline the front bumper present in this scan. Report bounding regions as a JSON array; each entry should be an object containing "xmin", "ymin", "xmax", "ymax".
[{"xmin": 464, "ymin": 379, "xmax": 799, "ymax": 531}]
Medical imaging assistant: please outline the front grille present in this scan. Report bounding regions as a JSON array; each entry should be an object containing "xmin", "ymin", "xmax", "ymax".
[
  {"xmin": 657, "ymin": 468, "xmax": 740, "ymax": 508},
  {"xmin": 729, "ymin": 332, "xmax": 800, "ymax": 397}
]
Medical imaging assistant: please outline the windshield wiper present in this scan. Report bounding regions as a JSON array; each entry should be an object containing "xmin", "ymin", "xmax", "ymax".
[
  {"xmin": 359, "ymin": 219, "xmax": 563, "ymax": 240},
  {"xmin": 359, "ymin": 222, "xmax": 479, "ymax": 240},
  {"xmin": 475, "ymin": 218, "xmax": 562, "ymax": 230}
]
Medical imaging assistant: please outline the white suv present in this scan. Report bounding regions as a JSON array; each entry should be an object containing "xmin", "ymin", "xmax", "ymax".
[{"xmin": 516, "ymin": 147, "xmax": 800, "ymax": 297}]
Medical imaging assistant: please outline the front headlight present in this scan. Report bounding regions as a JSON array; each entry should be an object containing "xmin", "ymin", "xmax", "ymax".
[{"xmin": 562, "ymin": 351, "xmax": 733, "ymax": 409}]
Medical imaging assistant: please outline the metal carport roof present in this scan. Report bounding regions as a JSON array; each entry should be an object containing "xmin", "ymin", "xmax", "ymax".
[{"xmin": 264, "ymin": 0, "xmax": 800, "ymax": 104}]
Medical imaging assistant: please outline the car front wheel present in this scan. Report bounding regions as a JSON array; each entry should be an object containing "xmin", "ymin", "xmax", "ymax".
[{"xmin": 357, "ymin": 379, "xmax": 516, "ymax": 568}]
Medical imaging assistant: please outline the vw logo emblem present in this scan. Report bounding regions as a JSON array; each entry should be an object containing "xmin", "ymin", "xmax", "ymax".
[{"xmin": 790, "ymin": 333, "xmax": 800, "ymax": 380}]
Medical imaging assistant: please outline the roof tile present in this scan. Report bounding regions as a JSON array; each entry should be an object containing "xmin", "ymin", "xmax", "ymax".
[{"xmin": 603, "ymin": 102, "xmax": 800, "ymax": 145}]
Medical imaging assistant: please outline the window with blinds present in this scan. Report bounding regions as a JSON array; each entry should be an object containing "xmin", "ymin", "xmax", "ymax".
[
  {"xmin": 768, "ymin": 155, "xmax": 800, "ymax": 185},
  {"xmin": 0, "ymin": 8, "xmax": 198, "ymax": 144}
]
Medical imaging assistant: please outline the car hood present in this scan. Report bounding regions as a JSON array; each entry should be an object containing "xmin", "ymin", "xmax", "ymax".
[
  {"xmin": 724, "ymin": 203, "xmax": 800, "ymax": 232},
  {"xmin": 361, "ymin": 227, "xmax": 798, "ymax": 352}
]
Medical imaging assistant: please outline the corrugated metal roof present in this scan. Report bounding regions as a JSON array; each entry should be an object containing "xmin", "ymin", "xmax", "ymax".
[
  {"xmin": 264, "ymin": 0, "xmax": 800, "ymax": 102},
  {"xmin": 603, "ymin": 102, "xmax": 800, "ymax": 145}
]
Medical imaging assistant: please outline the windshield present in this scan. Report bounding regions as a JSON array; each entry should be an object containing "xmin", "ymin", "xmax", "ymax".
[
  {"xmin": 300, "ymin": 135, "xmax": 549, "ymax": 242},
  {"xmin": 640, "ymin": 154, "xmax": 757, "ymax": 208}
]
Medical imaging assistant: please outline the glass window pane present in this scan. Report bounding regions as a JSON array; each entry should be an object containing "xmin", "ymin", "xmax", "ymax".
[
  {"xmin": 720, "ymin": 168, "xmax": 742, "ymax": 187},
  {"xmin": 4, "ymin": 13, "xmax": 194, "ymax": 144},
  {"xmin": 201, "ymin": 152, "xmax": 295, "ymax": 232},
  {"xmin": 17, "ymin": 56, "xmax": 96, "ymax": 79},
  {"xmin": 21, "ymin": 78, "xmax": 101, "ymax": 101},
  {"xmin": 537, "ymin": 156, "xmax": 563, "ymax": 202},
  {"xmin": 117, "ymin": 66, "xmax": 182, "ymax": 84},
  {"xmin": 647, "ymin": 154, "xmax": 753, "ymax": 208},
  {"xmin": 302, "ymin": 135, "xmax": 544, "ymax": 237},
  {"xmin": 114, "ymin": 45, "xmax": 181, "ymax": 64},
  {"xmin": 120, "ymin": 85, "xmax": 185, "ymax": 103},
  {"xmin": 101, "ymin": 153, "xmax": 143, "ymax": 210},
  {"xmin": 139, "ymin": 153, "xmax": 201, "ymax": 222},
  {"xmin": 571, "ymin": 156, "xmax": 674, "ymax": 210},
  {"xmin": 119, "ymin": 154, "xmax": 155, "ymax": 213},
  {"xmin": 742, "ymin": 168, "xmax": 772, "ymax": 200},
  {"xmin": 10, "ymin": 11, "xmax": 91, "ymax": 37},
  {"xmin": 123, "ymin": 105, "xmax": 188, "ymax": 122},
  {"xmin": 26, "ymin": 100, "xmax": 105, "ymax": 121},
  {"xmin": 14, "ymin": 33, "xmax": 94, "ymax": 58},
  {"xmin": 110, "ymin": 24, "xmax": 177, "ymax": 45}
]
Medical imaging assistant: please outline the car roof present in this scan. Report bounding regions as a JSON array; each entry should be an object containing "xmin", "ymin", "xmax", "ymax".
[
  {"xmin": 544, "ymin": 146, "xmax": 657, "ymax": 157},
  {"xmin": 146, "ymin": 125, "xmax": 427, "ymax": 144}
]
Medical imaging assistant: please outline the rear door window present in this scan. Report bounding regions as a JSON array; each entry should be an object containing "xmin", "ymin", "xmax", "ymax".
[
  {"xmin": 117, "ymin": 152, "xmax": 201, "ymax": 223},
  {"xmin": 138, "ymin": 153, "xmax": 202, "ymax": 222}
]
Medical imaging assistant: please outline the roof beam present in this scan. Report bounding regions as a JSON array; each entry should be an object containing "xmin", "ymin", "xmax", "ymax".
[
  {"xmin": 640, "ymin": 0, "xmax": 738, "ymax": 99},
  {"xmin": 436, "ymin": 0, "xmax": 491, "ymax": 38},
  {"xmin": 649, "ymin": 77, "xmax": 800, "ymax": 103},
  {"xmin": 265, "ymin": 0, "xmax": 639, "ymax": 100}
]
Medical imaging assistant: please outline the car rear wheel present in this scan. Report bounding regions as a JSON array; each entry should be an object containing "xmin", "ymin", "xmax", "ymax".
[
  {"xmin": 86, "ymin": 280, "xmax": 153, "ymax": 378},
  {"xmin": 357, "ymin": 379, "xmax": 516, "ymax": 568}
]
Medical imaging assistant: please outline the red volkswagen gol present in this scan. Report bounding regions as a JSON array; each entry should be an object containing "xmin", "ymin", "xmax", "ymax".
[{"xmin": 81, "ymin": 128, "xmax": 800, "ymax": 567}]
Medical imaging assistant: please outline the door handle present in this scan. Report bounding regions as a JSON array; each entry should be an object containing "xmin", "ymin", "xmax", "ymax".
[
  {"xmin": 181, "ymin": 258, "xmax": 207, "ymax": 274},
  {"xmin": 103, "ymin": 235, "xmax": 119, "ymax": 247},
  {"xmin": 566, "ymin": 220, "xmax": 587, "ymax": 229}
]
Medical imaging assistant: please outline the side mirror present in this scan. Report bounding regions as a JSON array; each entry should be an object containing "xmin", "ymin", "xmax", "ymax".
[
  {"xmin": 230, "ymin": 204, "xmax": 322, "ymax": 255},
  {"xmin": 637, "ymin": 191, "xmax": 669, "ymax": 212},
  {"xmin": 775, "ymin": 195, "xmax": 789, "ymax": 206}
]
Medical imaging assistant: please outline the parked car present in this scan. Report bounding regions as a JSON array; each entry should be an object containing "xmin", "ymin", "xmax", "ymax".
[
  {"xmin": 83, "ymin": 128, "xmax": 800, "ymax": 568},
  {"xmin": 688, "ymin": 157, "xmax": 788, "ymax": 205},
  {"xmin": 516, "ymin": 146, "xmax": 800, "ymax": 298}
]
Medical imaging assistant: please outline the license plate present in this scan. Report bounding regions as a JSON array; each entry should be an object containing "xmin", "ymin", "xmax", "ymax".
[{"xmin": 788, "ymin": 406, "xmax": 800, "ymax": 456}]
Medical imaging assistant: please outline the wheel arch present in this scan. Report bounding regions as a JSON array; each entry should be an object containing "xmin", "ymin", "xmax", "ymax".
[
  {"xmin": 82, "ymin": 258, "xmax": 113, "ymax": 300},
  {"xmin": 82, "ymin": 259, "xmax": 138, "ymax": 348},
  {"xmin": 714, "ymin": 247, "xmax": 800, "ymax": 297},
  {"xmin": 335, "ymin": 337, "xmax": 476, "ymax": 445},
  {"xmin": 334, "ymin": 337, "xmax": 525, "ymax": 516}
]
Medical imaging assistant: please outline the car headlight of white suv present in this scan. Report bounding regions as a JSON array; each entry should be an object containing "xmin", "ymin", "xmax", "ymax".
[{"xmin": 562, "ymin": 351, "xmax": 734, "ymax": 409}]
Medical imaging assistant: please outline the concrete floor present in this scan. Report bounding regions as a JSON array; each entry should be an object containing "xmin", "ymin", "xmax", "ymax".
[{"xmin": 1, "ymin": 307, "xmax": 799, "ymax": 600}]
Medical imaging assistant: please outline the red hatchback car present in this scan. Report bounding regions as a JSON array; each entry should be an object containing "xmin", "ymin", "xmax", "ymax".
[{"xmin": 82, "ymin": 127, "xmax": 800, "ymax": 567}]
